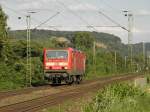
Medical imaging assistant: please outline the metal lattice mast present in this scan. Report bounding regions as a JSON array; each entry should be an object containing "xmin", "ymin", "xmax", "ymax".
[
  {"xmin": 124, "ymin": 11, "xmax": 134, "ymax": 70},
  {"xmin": 128, "ymin": 13, "xmax": 134, "ymax": 68},
  {"xmin": 93, "ymin": 41, "xmax": 96, "ymax": 74},
  {"xmin": 115, "ymin": 51, "xmax": 117, "ymax": 72},
  {"xmin": 26, "ymin": 15, "xmax": 31, "ymax": 86},
  {"xmin": 143, "ymin": 42, "xmax": 145, "ymax": 64}
]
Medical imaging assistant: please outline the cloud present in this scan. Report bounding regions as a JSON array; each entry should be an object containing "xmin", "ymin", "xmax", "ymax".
[
  {"xmin": 16, "ymin": 0, "xmax": 54, "ymax": 10},
  {"xmin": 0, "ymin": 0, "xmax": 6, "ymax": 4},
  {"xmin": 18, "ymin": 1, "xmax": 43, "ymax": 10},
  {"xmin": 135, "ymin": 9, "xmax": 150, "ymax": 16},
  {"xmin": 96, "ymin": 27, "xmax": 124, "ymax": 32},
  {"xmin": 68, "ymin": 3, "xmax": 98, "ymax": 11},
  {"xmin": 14, "ymin": 0, "xmax": 57, "ymax": 12},
  {"xmin": 133, "ymin": 28, "xmax": 150, "ymax": 33},
  {"xmin": 41, "ymin": 0, "xmax": 55, "ymax": 3}
]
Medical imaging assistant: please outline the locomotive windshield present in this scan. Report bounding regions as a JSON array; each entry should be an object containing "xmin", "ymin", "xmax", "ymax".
[{"xmin": 46, "ymin": 50, "xmax": 68, "ymax": 59}]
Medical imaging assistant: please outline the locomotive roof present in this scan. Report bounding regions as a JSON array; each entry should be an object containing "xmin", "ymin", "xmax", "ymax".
[
  {"xmin": 44, "ymin": 47, "xmax": 82, "ymax": 52},
  {"xmin": 44, "ymin": 47, "xmax": 85, "ymax": 54}
]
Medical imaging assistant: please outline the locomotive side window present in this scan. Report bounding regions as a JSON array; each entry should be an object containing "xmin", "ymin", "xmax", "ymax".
[{"xmin": 46, "ymin": 50, "xmax": 68, "ymax": 59}]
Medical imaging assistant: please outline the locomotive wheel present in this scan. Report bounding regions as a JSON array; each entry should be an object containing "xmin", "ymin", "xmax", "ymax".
[
  {"xmin": 80, "ymin": 76, "xmax": 83, "ymax": 82},
  {"xmin": 52, "ymin": 77, "xmax": 61, "ymax": 85},
  {"xmin": 57, "ymin": 78, "xmax": 61, "ymax": 84},
  {"xmin": 75, "ymin": 75, "xmax": 81, "ymax": 84},
  {"xmin": 75, "ymin": 75, "xmax": 82, "ymax": 84},
  {"xmin": 65, "ymin": 76, "xmax": 74, "ymax": 85}
]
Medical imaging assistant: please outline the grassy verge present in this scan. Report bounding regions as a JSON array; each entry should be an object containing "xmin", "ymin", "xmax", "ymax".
[
  {"xmin": 85, "ymin": 72, "xmax": 132, "ymax": 80},
  {"xmin": 83, "ymin": 83, "xmax": 150, "ymax": 112}
]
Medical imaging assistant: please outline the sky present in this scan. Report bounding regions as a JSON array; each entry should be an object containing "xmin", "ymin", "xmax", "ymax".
[{"xmin": 0, "ymin": 0, "xmax": 150, "ymax": 44}]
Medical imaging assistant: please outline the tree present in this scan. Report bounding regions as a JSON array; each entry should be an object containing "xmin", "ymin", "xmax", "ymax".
[
  {"xmin": 73, "ymin": 32, "xmax": 94, "ymax": 50},
  {"xmin": 0, "ymin": 6, "xmax": 7, "ymax": 39},
  {"xmin": 0, "ymin": 6, "xmax": 8, "ymax": 59}
]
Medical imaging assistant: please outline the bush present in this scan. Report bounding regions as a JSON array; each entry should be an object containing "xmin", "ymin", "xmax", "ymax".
[{"xmin": 0, "ymin": 62, "xmax": 25, "ymax": 90}]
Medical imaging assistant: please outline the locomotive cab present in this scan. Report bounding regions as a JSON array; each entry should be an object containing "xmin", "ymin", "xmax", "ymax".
[{"xmin": 45, "ymin": 50, "xmax": 69, "ymax": 70}]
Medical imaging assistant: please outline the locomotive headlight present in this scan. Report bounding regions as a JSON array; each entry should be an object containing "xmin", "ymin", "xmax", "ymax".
[
  {"xmin": 59, "ymin": 62, "xmax": 68, "ymax": 66},
  {"xmin": 45, "ymin": 66, "xmax": 49, "ymax": 69},
  {"xmin": 64, "ymin": 67, "xmax": 68, "ymax": 69}
]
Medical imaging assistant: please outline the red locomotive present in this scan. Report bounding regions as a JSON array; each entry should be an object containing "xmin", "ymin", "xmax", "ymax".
[{"xmin": 43, "ymin": 47, "xmax": 86, "ymax": 84}]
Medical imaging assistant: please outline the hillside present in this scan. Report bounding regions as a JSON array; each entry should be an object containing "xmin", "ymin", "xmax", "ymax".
[
  {"xmin": 9, "ymin": 30, "xmax": 126, "ymax": 53},
  {"xmin": 9, "ymin": 29, "xmax": 150, "ymax": 56}
]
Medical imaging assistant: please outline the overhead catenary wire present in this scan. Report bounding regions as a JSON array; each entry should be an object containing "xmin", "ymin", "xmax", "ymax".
[
  {"xmin": 74, "ymin": 0, "xmax": 105, "ymax": 27},
  {"xmin": 98, "ymin": 11, "xmax": 128, "ymax": 31},
  {"xmin": 55, "ymin": 0, "xmax": 99, "ymax": 32},
  {"xmin": 74, "ymin": 0, "xmax": 128, "ymax": 32},
  {"xmin": 96, "ymin": 0, "xmax": 129, "ymax": 43},
  {"xmin": 33, "ymin": 12, "xmax": 60, "ymax": 29}
]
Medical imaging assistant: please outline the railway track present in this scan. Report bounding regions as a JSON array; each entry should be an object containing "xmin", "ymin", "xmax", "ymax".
[
  {"xmin": 0, "ymin": 84, "xmax": 75, "ymax": 100},
  {"xmin": 0, "ymin": 73, "xmax": 132, "ymax": 100},
  {"xmin": 0, "ymin": 74, "xmax": 143, "ymax": 112},
  {"xmin": 0, "ymin": 86, "xmax": 54, "ymax": 99}
]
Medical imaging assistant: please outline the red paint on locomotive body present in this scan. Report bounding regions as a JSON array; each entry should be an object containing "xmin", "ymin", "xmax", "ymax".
[{"xmin": 43, "ymin": 47, "xmax": 86, "ymax": 84}]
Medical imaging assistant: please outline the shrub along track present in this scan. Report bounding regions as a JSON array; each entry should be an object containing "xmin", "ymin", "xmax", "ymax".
[{"xmin": 0, "ymin": 74, "xmax": 143, "ymax": 112}]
